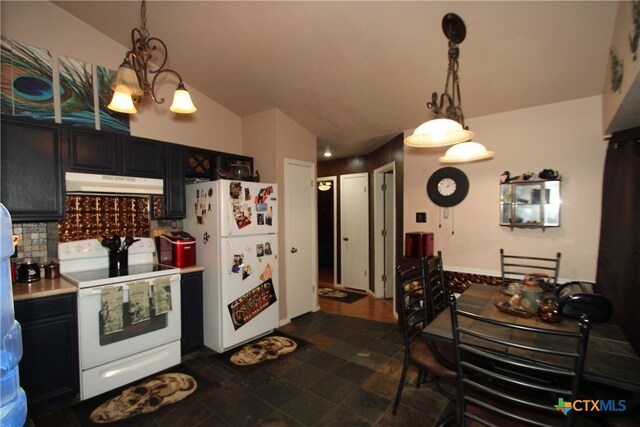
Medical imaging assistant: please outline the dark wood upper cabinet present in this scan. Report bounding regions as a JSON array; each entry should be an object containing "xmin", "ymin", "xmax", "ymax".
[
  {"xmin": 122, "ymin": 136, "xmax": 164, "ymax": 179},
  {"xmin": 1, "ymin": 116, "xmax": 65, "ymax": 221},
  {"xmin": 67, "ymin": 129, "xmax": 163, "ymax": 179},
  {"xmin": 67, "ymin": 127, "xmax": 120, "ymax": 174},
  {"xmin": 152, "ymin": 143, "xmax": 186, "ymax": 219}
]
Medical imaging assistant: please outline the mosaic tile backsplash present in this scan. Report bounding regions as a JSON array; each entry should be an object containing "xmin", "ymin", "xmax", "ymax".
[{"xmin": 58, "ymin": 195, "xmax": 151, "ymax": 242}]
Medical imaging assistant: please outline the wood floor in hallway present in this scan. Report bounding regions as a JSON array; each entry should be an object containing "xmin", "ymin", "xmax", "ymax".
[{"xmin": 318, "ymin": 268, "xmax": 396, "ymax": 324}]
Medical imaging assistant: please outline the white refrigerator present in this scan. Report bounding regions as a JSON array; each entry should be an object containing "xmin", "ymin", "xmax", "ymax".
[{"xmin": 184, "ymin": 179, "xmax": 279, "ymax": 353}]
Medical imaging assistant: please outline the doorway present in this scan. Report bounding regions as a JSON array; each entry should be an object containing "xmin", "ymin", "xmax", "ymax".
[
  {"xmin": 317, "ymin": 176, "xmax": 337, "ymax": 287},
  {"xmin": 285, "ymin": 159, "xmax": 318, "ymax": 320},
  {"xmin": 339, "ymin": 172, "xmax": 369, "ymax": 291},
  {"xmin": 373, "ymin": 162, "xmax": 396, "ymax": 302}
]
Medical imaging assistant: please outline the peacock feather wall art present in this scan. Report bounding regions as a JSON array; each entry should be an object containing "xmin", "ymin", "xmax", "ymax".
[{"xmin": 0, "ymin": 36, "xmax": 54, "ymax": 120}]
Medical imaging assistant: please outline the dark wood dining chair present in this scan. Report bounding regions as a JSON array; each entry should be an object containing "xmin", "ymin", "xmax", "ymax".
[
  {"xmin": 500, "ymin": 248, "xmax": 561, "ymax": 294},
  {"xmin": 440, "ymin": 293, "xmax": 592, "ymax": 426},
  {"xmin": 423, "ymin": 251, "xmax": 449, "ymax": 324},
  {"xmin": 393, "ymin": 257, "xmax": 456, "ymax": 416}
]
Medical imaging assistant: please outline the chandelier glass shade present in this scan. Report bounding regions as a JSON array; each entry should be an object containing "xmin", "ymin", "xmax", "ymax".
[
  {"xmin": 439, "ymin": 141, "xmax": 494, "ymax": 163},
  {"xmin": 108, "ymin": 0, "xmax": 197, "ymax": 115},
  {"xmin": 404, "ymin": 118, "xmax": 474, "ymax": 147}
]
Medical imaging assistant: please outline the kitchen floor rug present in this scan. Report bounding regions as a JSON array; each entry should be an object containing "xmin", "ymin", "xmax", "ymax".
[
  {"xmin": 68, "ymin": 363, "xmax": 214, "ymax": 426},
  {"xmin": 210, "ymin": 330, "xmax": 312, "ymax": 375},
  {"xmin": 318, "ymin": 286, "xmax": 367, "ymax": 304}
]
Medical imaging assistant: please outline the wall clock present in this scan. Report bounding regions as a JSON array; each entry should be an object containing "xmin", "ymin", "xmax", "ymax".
[{"xmin": 426, "ymin": 167, "xmax": 469, "ymax": 207}]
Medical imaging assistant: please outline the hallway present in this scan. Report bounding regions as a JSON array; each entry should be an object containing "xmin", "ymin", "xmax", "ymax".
[{"xmin": 318, "ymin": 268, "xmax": 396, "ymax": 325}]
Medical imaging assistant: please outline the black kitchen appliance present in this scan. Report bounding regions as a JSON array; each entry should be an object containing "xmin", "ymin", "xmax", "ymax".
[{"xmin": 557, "ymin": 281, "xmax": 612, "ymax": 323}]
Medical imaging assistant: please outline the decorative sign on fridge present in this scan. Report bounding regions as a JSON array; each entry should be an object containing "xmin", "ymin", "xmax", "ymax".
[{"xmin": 228, "ymin": 279, "xmax": 277, "ymax": 330}]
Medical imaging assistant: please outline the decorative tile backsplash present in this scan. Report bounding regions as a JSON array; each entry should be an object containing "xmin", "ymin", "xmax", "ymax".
[
  {"xmin": 11, "ymin": 195, "xmax": 182, "ymax": 264},
  {"xmin": 10, "ymin": 222, "xmax": 57, "ymax": 264},
  {"xmin": 58, "ymin": 195, "xmax": 151, "ymax": 242}
]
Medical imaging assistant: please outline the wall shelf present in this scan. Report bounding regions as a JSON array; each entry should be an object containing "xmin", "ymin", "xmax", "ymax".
[{"xmin": 500, "ymin": 179, "xmax": 561, "ymax": 231}]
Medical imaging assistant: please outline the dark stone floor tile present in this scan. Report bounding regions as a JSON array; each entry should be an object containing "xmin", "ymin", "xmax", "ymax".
[
  {"xmin": 237, "ymin": 367, "xmax": 277, "ymax": 390},
  {"xmin": 309, "ymin": 373, "xmax": 359, "ymax": 404},
  {"xmin": 155, "ymin": 398, "xmax": 213, "ymax": 427},
  {"xmin": 256, "ymin": 410, "xmax": 305, "ymax": 427},
  {"xmin": 361, "ymin": 370, "xmax": 399, "ymax": 401},
  {"xmin": 335, "ymin": 361, "xmax": 375, "ymax": 385},
  {"xmin": 254, "ymin": 376, "xmax": 304, "ymax": 408},
  {"xmin": 222, "ymin": 393, "xmax": 278, "ymax": 427},
  {"xmin": 280, "ymin": 391, "xmax": 335, "ymax": 426},
  {"xmin": 349, "ymin": 349, "xmax": 393, "ymax": 371},
  {"xmin": 266, "ymin": 354, "xmax": 303, "ymax": 377},
  {"xmin": 324, "ymin": 341, "xmax": 362, "ymax": 361},
  {"xmin": 292, "ymin": 345, "xmax": 324, "ymax": 363},
  {"xmin": 316, "ymin": 406, "xmax": 371, "ymax": 427},
  {"xmin": 339, "ymin": 388, "xmax": 392, "ymax": 423},
  {"xmin": 374, "ymin": 403, "xmax": 439, "ymax": 426},
  {"xmin": 194, "ymin": 412, "xmax": 232, "ymax": 426},
  {"xmin": 306, "ymin": 352, "xmax": 348, "ymax": 372},
  {"xmin": 361, "ymin": 338, "xmax": 402, "ymax": 357},
  {"xmin": 283, "ymin": 362, "xmax": 326, "ymax": 389},
  {"xmin": 201, "ymin": 379, "xmax": 251, "ymax": 417}
]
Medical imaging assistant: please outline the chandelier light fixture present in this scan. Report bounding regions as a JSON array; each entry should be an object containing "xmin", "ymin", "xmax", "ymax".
[
  {"xmin": 405, "ymin": 13, "xmax": 493, "ymax": 163},
  {"xmin": 108, "ymin": 0, "xmax": 197, "ymax": 115},
  {"xmin": 317, "ymin": 181, "xmax": 333, "ymax": 191}
]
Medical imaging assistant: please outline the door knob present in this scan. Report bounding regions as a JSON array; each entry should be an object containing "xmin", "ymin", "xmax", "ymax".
[
  {"xmin": 291, "ymin": 247, "xmax": 298, "ymax": 253},
  {"xmin": 343, "ymin": 237, "xmax": 349, "ymax": 241}
]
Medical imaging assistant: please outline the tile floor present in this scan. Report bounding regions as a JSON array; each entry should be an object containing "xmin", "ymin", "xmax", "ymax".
[{"xmin": 30, "ymin": 311, "xmax": 453, "ymax": 426}]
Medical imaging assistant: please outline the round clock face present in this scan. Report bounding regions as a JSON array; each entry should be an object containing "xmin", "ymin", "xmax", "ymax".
[
  {"xmin": 437, "ymin": 178, "xmax": 457, "ymax": 196},
  {"xmin": 427, "ymin": 167, "xmax": 469, "ymax": 207}
]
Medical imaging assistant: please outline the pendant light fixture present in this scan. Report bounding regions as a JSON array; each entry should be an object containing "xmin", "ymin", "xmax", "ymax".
[
  {"xmin": 108, "ymin": 0, "xmax": 197, "ymax": 114},
  {"xmin": 405, "ymin": 13, "xmax": 493, "ymax": 163}
]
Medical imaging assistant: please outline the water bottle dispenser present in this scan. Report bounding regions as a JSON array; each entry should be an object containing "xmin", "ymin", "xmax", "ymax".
[{"xmin": 0, "ymin": 203, "xmax": 27, "ymax": 427}]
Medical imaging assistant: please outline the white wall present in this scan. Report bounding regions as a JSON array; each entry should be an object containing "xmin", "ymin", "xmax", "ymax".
[
  {"xmin": 404, "ymin": 96, "xmax": 606, "ymax": 281},
  {"xmin": 1, "ymin": 1, "xmax": 242, "ymax": 153}
]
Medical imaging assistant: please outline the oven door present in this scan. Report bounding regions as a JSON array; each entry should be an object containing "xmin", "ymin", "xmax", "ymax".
[{"xmin": 77, "ymin": 274, "xmax": 181, "ymax": 370}]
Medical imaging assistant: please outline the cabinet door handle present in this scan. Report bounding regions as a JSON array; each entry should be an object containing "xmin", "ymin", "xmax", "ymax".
[
  {"xmin": 343, "ymin": 237, "xmax": 349, "ymax": 241},
  {"xmin": 290, "ymin": 247, "xmax": 298, "ymax": 253}
]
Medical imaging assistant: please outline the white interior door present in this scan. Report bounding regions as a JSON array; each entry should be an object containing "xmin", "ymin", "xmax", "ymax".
[
  {"xmin": 285, "ymin": 159, "xmax": 317, "ymax": 320},
  {"xmin": 340, "ymin": 173, "xmax": 369, "ymax": 291}
]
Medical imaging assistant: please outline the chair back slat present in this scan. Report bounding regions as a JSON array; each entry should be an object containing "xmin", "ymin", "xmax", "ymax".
[
  {"xmin": 449, "ymin": 293, "xmax": 591, "ymax": 427},
  {"xmin": 500, "ymin": 248, "xmax": 561, "ymax": 294}
]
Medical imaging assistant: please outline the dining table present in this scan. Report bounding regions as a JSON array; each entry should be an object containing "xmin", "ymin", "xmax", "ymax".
[{"xmin": 422, "ymin": 283, "xmax": 640, "ymax": 393}]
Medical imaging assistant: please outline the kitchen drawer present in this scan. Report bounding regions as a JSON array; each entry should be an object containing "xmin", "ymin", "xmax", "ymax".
[{"xmin": 15, "ymin": 293, "xmax": 76, "ymax": 323}]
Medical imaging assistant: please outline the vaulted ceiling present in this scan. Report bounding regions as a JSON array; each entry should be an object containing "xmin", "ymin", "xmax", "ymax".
[{"xmin": 53, "ymin": 1, "xmax": 618, "ymax": 159}]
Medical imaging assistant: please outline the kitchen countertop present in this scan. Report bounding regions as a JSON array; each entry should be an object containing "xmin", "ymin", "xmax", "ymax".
[
  {"xmin": 180, "ymin": 265, "xmax": 205, "ymax": 274},
  {"xmin": 12, "ymin": 277, "xmax": 77, "ymax": 301},
  {"xmin": 12, "ymin": 265, "xmax": 205, "ymax": 301}
]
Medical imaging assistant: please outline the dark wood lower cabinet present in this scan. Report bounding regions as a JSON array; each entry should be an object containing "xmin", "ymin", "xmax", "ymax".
[
  {"xmin": 180, "ymin": 271, "xmax": 204, "ymax": 355},
  {"xmin": 14, "ymin": 293, "xmax": 79, "ymax": 416}
]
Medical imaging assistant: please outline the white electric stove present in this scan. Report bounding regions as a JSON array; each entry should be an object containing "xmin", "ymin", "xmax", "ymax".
[{"xmin": 58, "ymin": 238, "xmax": 182, "ymax": 400}]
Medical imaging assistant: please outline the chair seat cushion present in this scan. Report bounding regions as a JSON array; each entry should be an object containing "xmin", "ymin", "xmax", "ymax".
[{"xmin": 409, "ymin": 338, "xmax": 457, "ymax": 378}]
